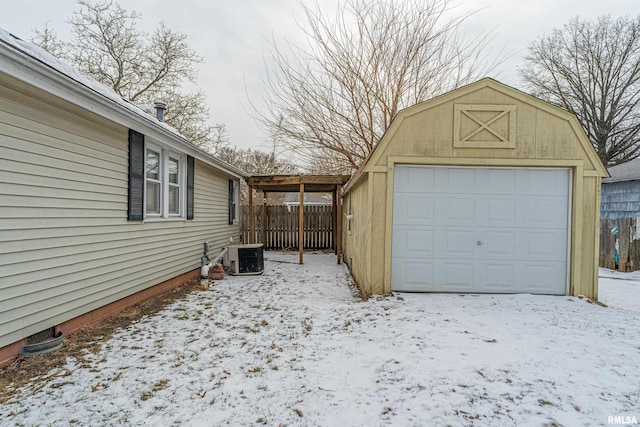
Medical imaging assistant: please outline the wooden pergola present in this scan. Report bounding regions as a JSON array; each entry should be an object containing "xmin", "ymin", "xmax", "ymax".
[{"xmin": 245, "ymin": 174, "xmax": 351, "ymax": 264}]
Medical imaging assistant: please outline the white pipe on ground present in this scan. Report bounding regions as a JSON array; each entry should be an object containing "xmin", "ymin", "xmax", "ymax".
[
  {"xmin": 200, "ymin": 247, "xmax": 227, "ymax": 280},
  {"xmin": 200, "ymin": 263, "xmax": 212, "ymax": 280},
  {"xmin": 213, "ymin": 247, "xmax": 228, "ymax": 263}
]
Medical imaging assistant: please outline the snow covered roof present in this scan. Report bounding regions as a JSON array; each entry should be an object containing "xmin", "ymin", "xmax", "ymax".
[
  {"xmin": 0, "ymin": 27, "xmax": 246, "ymax": 178},
  {"xmin": 603, "ymin": 157, "xmax": 640, "ymax": 183}
]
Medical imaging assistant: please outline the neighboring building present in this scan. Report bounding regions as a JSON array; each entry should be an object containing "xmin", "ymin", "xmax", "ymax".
[
  {"xmin": 283, "ymin": 192, "xmax": 333, "ymax": 207},
  {"xmin": 601, "ymin": 157, "xmax": 640, "ymax": 221},
  {"xmin": 342, "ymin": 78, "xmax": 607, "ymax": 299},
  {"xmin": 0, "ymin": 29, "xmax": 246, "ymax": 366}
]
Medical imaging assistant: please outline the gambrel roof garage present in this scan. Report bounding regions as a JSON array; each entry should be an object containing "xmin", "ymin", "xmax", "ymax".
[{"xmin": 342, "ymin": 78, "xmax": 608, "ymax": 298}]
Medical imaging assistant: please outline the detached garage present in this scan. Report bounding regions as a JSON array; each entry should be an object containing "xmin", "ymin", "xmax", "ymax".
[{"xmin": 342, "ymin": 78, "xmax": 608, "ymax": 298}]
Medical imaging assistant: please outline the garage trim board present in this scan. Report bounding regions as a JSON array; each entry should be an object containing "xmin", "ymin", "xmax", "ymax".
[{"xmin": 391, "ymin": 165, "xmax": 572, "ymax": 294}]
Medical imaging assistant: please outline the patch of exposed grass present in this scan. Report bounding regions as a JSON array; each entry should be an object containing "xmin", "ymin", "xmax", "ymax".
[
  {"xmin": 152, "ymin": 379, "xmax": 169, "ymax": 392},
  {"xmin": 0, "ymin": 278, "xmax": 200, "ymax": 405},
  {"xmin": 140, "ymin": 391, "xmax": 154, "ymax": 401}
]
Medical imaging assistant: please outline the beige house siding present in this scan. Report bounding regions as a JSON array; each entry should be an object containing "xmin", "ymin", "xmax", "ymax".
[
  {"xmin": 343, "ymin": 79, "xmax": 607, "ymax": 298},
  {"xmin": 0, "ymin": 75, "xmax": 240, "ymax": 349}
]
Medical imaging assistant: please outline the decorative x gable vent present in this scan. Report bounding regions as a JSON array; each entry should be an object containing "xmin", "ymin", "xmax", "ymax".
[{"xmin": 453, "ymin": 104, "xmax": 516, "ymax": 148}]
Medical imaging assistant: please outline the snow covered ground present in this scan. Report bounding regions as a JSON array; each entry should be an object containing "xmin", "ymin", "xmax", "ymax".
[
  {"xmin": 2, "ymin": 252, "xmax": 639, "ymax": 426},
  {"xmin": 599, "ymin": 267, "xmax": 640, "ymax": 314}
]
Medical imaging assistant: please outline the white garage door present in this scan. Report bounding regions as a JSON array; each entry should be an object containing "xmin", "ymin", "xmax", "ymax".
[{"xmin": 391, "ymin": 166, "xmax": 571, "ymax": 294}]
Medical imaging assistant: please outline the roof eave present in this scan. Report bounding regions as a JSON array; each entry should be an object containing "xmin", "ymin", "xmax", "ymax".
[{"xmin": 0, "ymin": 41, "xmax": 247, "ymax": 179}]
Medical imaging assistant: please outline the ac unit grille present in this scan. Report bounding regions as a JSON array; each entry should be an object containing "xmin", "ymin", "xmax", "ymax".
[
  {"xmin": 237, "ymin": 247, "xmax": 264, "ymax": 274},
  {"xmin": 228, "ymin": 244, "xmax": 265, "ymax": 275}
]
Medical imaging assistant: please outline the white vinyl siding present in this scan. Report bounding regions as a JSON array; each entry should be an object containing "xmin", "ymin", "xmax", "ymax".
[{"xmin": 0, "ymin": 79, "xmax": 241, "ymax": 349}]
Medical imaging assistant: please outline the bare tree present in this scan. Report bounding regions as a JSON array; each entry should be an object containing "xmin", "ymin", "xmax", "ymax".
[
  {"xmin": 520, "ymin": 15, "xmax": 640, "ymax": 166},
  {"xmin": 256, "ymin": 0, "xmax": 500, "ymax": 173},
  {"xmin": 32, "ymin": 0, "xmax": 216, "ymax": 147},
  {"xmin": 158, "ymin": 89, "xmax": 220, "ymax": 147},
  {"xmin": 215, "ymin": 144, "xmax": 298, "ymax": 204},
  {"xmin": 215, "ymin": 145, "xmax": 297, "ymax": 176},
  {"xmin": 31, "ymin": 24, "xmax": 67, "ymax": 58}
]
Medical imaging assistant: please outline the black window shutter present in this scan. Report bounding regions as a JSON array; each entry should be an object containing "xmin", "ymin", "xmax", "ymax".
[
  {"xmin": 228, "ymin": 179, "xmax": 234, "ymax": 224},
  {"xmin": 128, "ymin": 130, "xmax": 145, "ymax": 221},
  {"xmin": 187, "ymin": 155, "xmax": 195, "ymax": 220}
]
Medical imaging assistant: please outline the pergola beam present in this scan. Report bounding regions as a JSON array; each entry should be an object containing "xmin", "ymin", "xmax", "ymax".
[
  {"xmin": 248, "ymin": 185, "xmax": 254, "ymax": 244},
  {"xmin": 244, "ymin": 174, "xmax": 351, "ymax": 264},
  {"xmin": 262, "ymin": 191, "xmax": 268, "ymax": 248},
  {"xmin": 332, "ymin": 189, "xmax": 337, "ymax": 253},
  {"xmin": 299, "ymin": 183, "xmax": 304, "ymax": 264},
  {"xmin": 246, "ymin": 174, "xmax": 350, "ymax": 193},
  {"xmin": 336, "ymin": 184, "xmax": 342, "ymax": 264}
]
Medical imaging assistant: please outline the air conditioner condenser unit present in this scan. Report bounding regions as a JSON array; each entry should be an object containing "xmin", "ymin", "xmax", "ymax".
[{"xmin": 227, "ymin": 243, "xmax": 264, "ymax": 275}]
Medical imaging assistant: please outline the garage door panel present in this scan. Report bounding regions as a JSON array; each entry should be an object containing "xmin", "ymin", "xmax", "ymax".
[
  {"xmin": 445, "ymin": 230, "xmax": 476, "ymax": 257},
  {"xmin": 392, "ymin": 225, "xmax": 435, "ymax": 258},
  {"xmin": 393, "ymin": 259, "xmax": 567, "ymax": 294},
  {"xmin": 487, "ymin": 198, "xmax": 517, "ymax": 225},
  {"xmin": 407, "ymin": 198, "xmax": 435, "ymax": 221},
  {"xmin": 444, "ymin": 263, "xmax": 474, "ymax": 291},
  {"xmin": 525, "ymin": 231, "xmax": 567, "ymax": 260},
  {"xmin": 525, "ymin": 198, "xmax": 566, "ymax": 227},
  {"xmin": 488, "ymin": 168, "xmax": 517, "ymax": 192},
  {"xmin": 395, "ymin": 165, "xmax": 435, "ymax": 191},
  {"xmin": 393, "ymin": 195, "xmax": 437, "ymax": 225},
  {"xmin": 528, "ymin": 169, "xmax": 569, "ymax": 196},
  {"xmin": 391, "ymin": 261, "xmax": 435, "ymax": 292},
  {"xmin": 392, "ymin": 166, "xmax": 570, "ymax": 294},
  {"xmin": 484, "ymin": 231, "xmax": 517, "ymax": 257},
  {"xmin": 446, "ymin": 198, "xmax": 476, "ymax": 223},
  {"xmin": 395, "ymin": 226, "xmax": 566, "ymax": 262},
  {"xmin": 443, "ymin": 168, "xmax": 477, "ymax": 193},
  {"xmin": 483, "ymin": 263, "xmax": 517, "ymax": 291},
  {"xmin": 522, "ymin": 263, "xmax": 567, "ymax": 294}
]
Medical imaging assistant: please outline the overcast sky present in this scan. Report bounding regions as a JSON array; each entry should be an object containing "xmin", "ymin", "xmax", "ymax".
[{"xmin": 1, "ymin": 0, "xmax": 638, "ymax": 153}]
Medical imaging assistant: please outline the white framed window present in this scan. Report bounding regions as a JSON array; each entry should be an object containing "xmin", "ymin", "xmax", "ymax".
[
  {"xmin": 144, "ymin": 145, "xmax": 185, "ymax": 219},
  {"xmin": 228, "ymin": 179, "xmax": 239, "ymax": 224},
  {"xmin": 168, "ymin": 156, "xmax": 181, "ymax": 216},
  {"xmin": 145, "ymin": 147, "xmax": 162, "ymax": 216}
]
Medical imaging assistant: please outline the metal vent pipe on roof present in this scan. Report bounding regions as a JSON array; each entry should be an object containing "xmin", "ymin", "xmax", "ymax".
[{"xmin": 154, "ymin": 101, "xmax": 167, "ymax": 122}]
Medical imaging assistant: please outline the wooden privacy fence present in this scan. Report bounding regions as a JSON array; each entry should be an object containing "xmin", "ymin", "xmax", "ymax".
[
  {"xmin": 241, "ymin": 205, "xmax": 334, "ymax": 250},
  {"xmin": 600, "ymin": 217, "xmax": 640, "ymax": 271}
]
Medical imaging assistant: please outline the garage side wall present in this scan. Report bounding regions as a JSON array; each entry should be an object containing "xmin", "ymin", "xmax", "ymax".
[
  {"xmin": 347, "ymin": 81, "xmax": 605, "ymax": 297},
  {"xmin": 0, "ymin": 76, "xmax": 241, "ymax": 350},
  {"xmin": 370, "ymin": 171, "xmax": 388, "ymax": 294},
  {"xmin": 342, "ymin": 175, "xmax": 371, "ymax": 293},
  {"xmin": 575, "ymin": 175, "xmax": 601, "ymax": 298}
]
